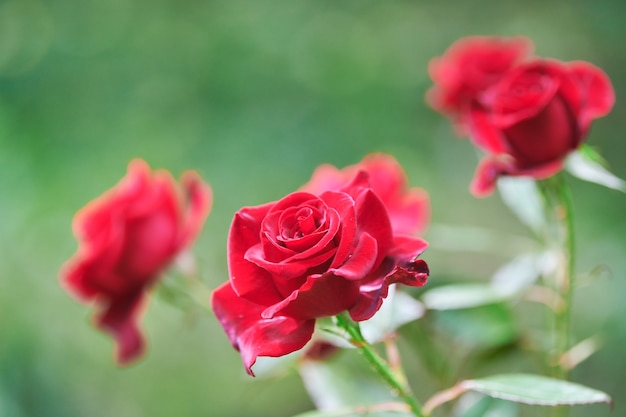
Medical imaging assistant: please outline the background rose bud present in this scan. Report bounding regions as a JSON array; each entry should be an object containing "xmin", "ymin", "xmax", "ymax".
[
  {"xmin": 60, "ymin": 159, "xmax": 212, "ymax": 364},
  {"xmin": 427, "ymin": 36, "xmax": 533, "ymax": 132},
  {"xmin": 300, "ymin": 153, "xmax": 430, "ymax": 236},
  {"xmin": 469, "ymin": 60, "xmax": 615, "ymax": 196},
  {"xmin": 212, "ymin": 172, "xmax": 428, "ymax": 375}
]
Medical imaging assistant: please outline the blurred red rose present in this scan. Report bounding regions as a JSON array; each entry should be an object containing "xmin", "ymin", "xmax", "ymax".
[
  {"xmin": 212, "ymin": 172, "xmax": 428, "ymax": 375},
  {"xmin": 469, "ymin": 60, "xmax": 614, "ymax": 196},
  {"xmin": 300, "ymin": 153, "xmax": 430, "ymax": 236},
  {"xmin": 61, "ymin": 159, "xmax": 212, "ymax": 364},
  {"xmin": 427, "ymin": 36, "xmax": 615, "ymax": 196},
  {"xmin": 427, "ymin": 36, "xmax": 533, "ymax": 132}
]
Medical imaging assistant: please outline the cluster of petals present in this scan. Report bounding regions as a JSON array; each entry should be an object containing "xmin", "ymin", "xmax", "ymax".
[
  {"xmin": 212, "ymin": 154, "xmax": 429, "ymax": 375},
  {"xmin": 60, "ymin": 159, "xmax": 212, "ymax": 364},
  {"xmin": 427, "ymin": 36, "xmax": 615, "ymax": 196}
]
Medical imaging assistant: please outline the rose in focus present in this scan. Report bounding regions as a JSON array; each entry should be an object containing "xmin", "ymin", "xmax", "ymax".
[
  {"xmin": 427, "ymin": 36, "xmax": 615, "ymax": 196},
  {"xmin": 60, "ymin": 159, "xmax": 212, "ymax": 364},
  {"xmin": 212, "ymin": 167, "xmax": 429, "ymax": 375}
]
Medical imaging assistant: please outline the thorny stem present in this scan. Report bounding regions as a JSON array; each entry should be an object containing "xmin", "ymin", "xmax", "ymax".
[{"xmin": 335, "ymin": 314, "xmax": 425, "ymax": 417}]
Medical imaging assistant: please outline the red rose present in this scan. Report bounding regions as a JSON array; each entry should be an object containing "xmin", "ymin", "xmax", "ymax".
[
  {"xmin": 212, "ymin": 172, "xmax": 428, "ymax": 375},
  {"xmin": 427, "ymin": 36, "xmax": 615, "ymax": 197},
  {"xmin": 427, "ymin": 36, "xmax": 533, "ymax": 132},
  {"xmin": 469, "ymin": 60, "xmax": 614, "ymax": 196},
  {"xmin": 60, "ymin": 159, "xmax": 212, "ymax": 364},
  {"xmin": 300, "ymin": 153, "xmax": 430, "ymax": 236}
]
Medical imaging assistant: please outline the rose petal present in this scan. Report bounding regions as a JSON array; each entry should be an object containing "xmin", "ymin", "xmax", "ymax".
[
  {"xmin": 245, "ymin": 242, "xmax": 337, "ymax": 282},
  {"xmin": 468, "ymin": 108, "xmax": 509, "ymax": 154},
  {"xmin": 349, "ymin": 259, "xmax": 429, "ymax": 322},
  {"xmin": 228, "ymin": 204, "xmax": 284, "ymax": 305},
  {"xmin": 95, "ymin": 291, "xmax": 146, "ymax": 365},
  {"xmin": 330, "ymin": 232, "xmax": 378, "ymax": 280},
  {"xmin": 211, "ymin": 283, "xmax": 315, "ymax": 376},
  {"xmin": 176, "ymin": 170, "xmax": 213, "ymax": 250},
  {"xmin": 470, "ymin": 156, "xmax": 512, "ymax": 197},
  {"xmin": 261, "ymin": 273, "xmax": 360, "ymax": 321},
  {"xmin": 568, "ymin": 61, "xmax": 615, "ymax": 130},
  {"xmin": 320, "ymin": 191, "xmax": 358, "ymax": 268}
]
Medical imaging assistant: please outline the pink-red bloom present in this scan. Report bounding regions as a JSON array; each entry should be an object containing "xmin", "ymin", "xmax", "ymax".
[
  {"xmin": 427, "ymin": 36, "xmax": 615, "ymax": 196},
  {"xmin": 300, "ymin": 153, "xmax": 430, "ymax": 236},
  {"xmin": 61, "ymin": 159, "xmax": 212, "ymax": 364},
  {"xmin": 427, "ymin": 36, "xmax": 533, "ymax": 132},
  {"xmin": 212, "ymin": 168, "xmax": 429, "ymax": 375}
]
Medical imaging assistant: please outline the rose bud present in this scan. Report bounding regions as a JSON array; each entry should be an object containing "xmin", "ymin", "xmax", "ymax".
[{"xmin": 60, "ymin": 159, "xmax": 212, "ymax": 364}]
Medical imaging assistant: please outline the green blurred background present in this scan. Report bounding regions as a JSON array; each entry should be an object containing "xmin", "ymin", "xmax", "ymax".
[{"xmin": 1, "ymin": 0, "xmax": 625, "ymax": 416}]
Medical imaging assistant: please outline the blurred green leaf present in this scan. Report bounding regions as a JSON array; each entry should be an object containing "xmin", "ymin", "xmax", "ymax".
[
  {"xmin": 433, "ymin": 304, "xmax": 517, "ymax": 350},
  {"xmin": 291, "ymin": 407, "xmax": 413, "ymax": 417},
  {"xmin": 490, "ymin": 252, "xmax": 552, "ymax": 296},
  {"xmin": 461, "ymin": 374, "xmax": 612, "ymax": 407},
  {"xmin": 453, "ymin": 394, "xmax": 518, "ymax": 417},
  {"xmin": 497, "ymin": 176, "xmax": 546, "ymax": 234},
  {"xmin": 566, "ymin": 146, "xmax": 626, "ymax": 192},
  {"xmin": 298, "ymin": 352, "xmax": 396, "ymax": 412},
  {"xmin": 422, "ymin": 284, "xmax": 506, "ymax": 310}
]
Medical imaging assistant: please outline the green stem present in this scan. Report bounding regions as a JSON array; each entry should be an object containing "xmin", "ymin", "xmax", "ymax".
[
  {"xmin": 335, "ymin": 314, "xmax": 425, "ymax": 417},
  {"xmin": 541, "ymin": 174, "xmax": 575, "ymax": 380},
  {"xmin": 539, "ymin": 174, "xmax": 575, "ymax": 417}
]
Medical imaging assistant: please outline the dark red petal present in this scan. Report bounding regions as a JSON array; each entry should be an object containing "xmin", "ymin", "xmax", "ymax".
[
  {"xmin": 388, "ymin": 235, "xmax": 429, "ymax": 259},
  {"xmin": 95, "ymin": 291, "xmax": 147, "ymax": 365},
  {"xmin": 353, "ymin": 189, "xmax": 393, "ymax": 266},
  {"xmin": 228, "ymin": 204, "xmax": 284, "ymax": 305},
  {"xmin": 245, "ymin": 242, "xmax": 337, "ymax": 281},
  {"xmin": 385, "ymin": 258, "xmax": 430, "ymax": 288},
  {"xmin": 319, "ymin": 191, "xmax": 358, "ymax": 268},
  {"xmin": 330, "ymin": 232, "xmax": 378, "ymax": 280},
  {"xmin": 349, "ymin": 238, "xmax": 429, "ymax": 321},
  {"xmin": 487, "ymin": 64, "xmax": 561, "ymax": 127},
  {"xmin": 261, "ymin": 273, "xmax": 360, "ymax": 321},
  {"xmin": 502, "ymin": 94, "xmax": 579, "ymax": 167},
  {"xmin": 211, "ymin": 283, "xmax": 315, "ymax": 376}
]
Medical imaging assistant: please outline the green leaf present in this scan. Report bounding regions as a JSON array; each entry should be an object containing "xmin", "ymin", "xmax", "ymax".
[
  {"xmin": 490, "ymin": 252, "xmax": 551, "ymax": 296},
  {"xmin": 497, "ymin": 177, "xmax": 546, "ymax": 233},
  {"xmin": 453, "ymin": 394, "xmax": 518, "ymax": 417},
  {"xmin": 566, "ymin": 147, "xmax": 626, "ymax": 192},
  {"xmin": 422, "ymin": 284, "xmax": 507, "ymax": 310},
  {"xmin": 462, "ymin": 374, "xmax": 612, "ymax": 407},
  {"xmin": 291, "ymin": 408, "xmax": 413, "ymax": 417},
  {"xmin": 433, "ymin": 304, "xmax": 517, "ymax": 350}
]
